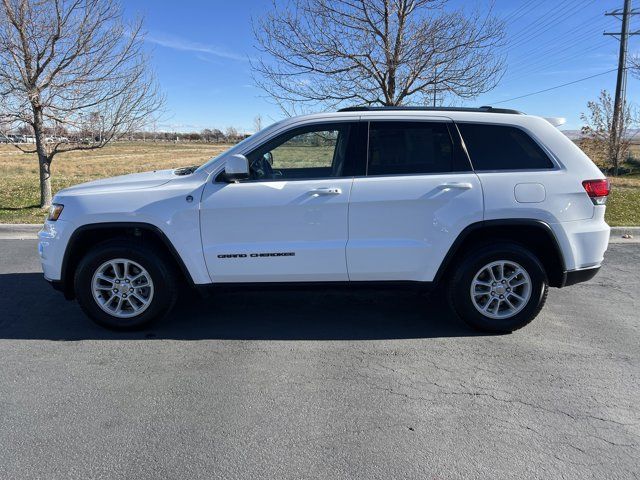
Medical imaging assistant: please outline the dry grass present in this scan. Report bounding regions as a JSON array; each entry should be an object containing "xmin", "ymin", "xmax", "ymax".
[
  {"xmin": 609, "ymin": 175, "xmax": 640, "ymax": 188},
  {"xmin": 0, "ymin": 142, "xmax": 230, "ymax": 223}
]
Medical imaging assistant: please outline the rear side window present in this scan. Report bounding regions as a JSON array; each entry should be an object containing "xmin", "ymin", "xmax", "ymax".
[
  {"xmin": 457, "ymin": 123, "xmax": 554, "ymax": 171},
  {"xmin": 367, "ymin": 122, "xmax": 454, "ymax": 175}
]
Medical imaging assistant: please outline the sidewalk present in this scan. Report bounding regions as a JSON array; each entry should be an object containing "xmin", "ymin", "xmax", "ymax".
[{"xmin": 1, "ymin": 223, "xmax": 638, "ymax": 242}]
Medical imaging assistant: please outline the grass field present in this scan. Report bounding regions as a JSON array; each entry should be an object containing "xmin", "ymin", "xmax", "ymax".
[
  {"xmin": 607, "ymin": 175, "xmax": 640, "ymax": 226},
  {"xmin": 0, "ymin": 141, "xmax": 638, "ymax": 225}
]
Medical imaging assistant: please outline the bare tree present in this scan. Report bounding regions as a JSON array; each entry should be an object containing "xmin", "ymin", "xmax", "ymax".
[
  {"xmin": 253, "ymin": 114, "xmax": 263, "ymax": 132},
  {"xmin": 0, "ymin": 0, "xmax": 163, "ymax": 208},
  {"xmin": 631, "ymin": 54, "xmax": 640, "ymax": 80},
  {"xmin": 580, "ymin": 90, "xmax": 637, "ymax": 176},
  {"xmin": 225, "ymin": 126, "xmax": 238, "ymax": 142},
  {"xmin": 253, "ymin": 0, "xmax": 505, "ymax": 112},
  {"xmin": 211, "ymin": 128, "xmax": 224, "ymax": 142},
  {"xmin": 201, "ymin": 128, "xmax": 213, "ymax": 142}
]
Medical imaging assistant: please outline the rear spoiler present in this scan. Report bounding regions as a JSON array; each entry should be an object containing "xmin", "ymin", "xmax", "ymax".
[{"xmin": 544, "ymin": 117, "xmax": 566, "ymax": 127}]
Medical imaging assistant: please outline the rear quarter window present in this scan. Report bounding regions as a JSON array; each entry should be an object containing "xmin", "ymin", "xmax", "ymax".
[{"xmin": 457, "ymin": 123, "xmax": 554, "ymax": 171}]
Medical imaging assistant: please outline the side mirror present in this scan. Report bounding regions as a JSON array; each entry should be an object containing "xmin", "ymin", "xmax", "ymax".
[{"xmin": 224, "ymin": 154, "xmax": 250, "ymax": 182}]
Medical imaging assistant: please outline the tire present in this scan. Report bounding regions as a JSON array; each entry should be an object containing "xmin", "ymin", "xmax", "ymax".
[
  {"xmin": 448, "ymin": 243, "xmax": 548, "ymax": 333},
  {"xmin": 74, "ymin": 239, "xmax": 178, "ymax": 330}
]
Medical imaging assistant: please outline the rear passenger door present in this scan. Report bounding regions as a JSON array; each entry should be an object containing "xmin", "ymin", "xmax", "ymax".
[{"xmin": 346, "ymin": 120, "xmax": 483, "ymax": 282}]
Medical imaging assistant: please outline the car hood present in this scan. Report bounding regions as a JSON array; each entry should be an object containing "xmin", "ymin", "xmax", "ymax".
[{"xmin": 59, "ymin": 169, "xmax": 176, "ymax": 195}]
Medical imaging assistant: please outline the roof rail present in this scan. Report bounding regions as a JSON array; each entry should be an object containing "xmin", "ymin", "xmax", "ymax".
[{"xmin": 337, "ymin": 105, "xmax": 523, "ymax": 115}]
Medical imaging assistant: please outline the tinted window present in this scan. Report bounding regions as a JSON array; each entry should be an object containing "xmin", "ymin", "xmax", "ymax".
[
  {"xmin": 458, "ymin": 123, "xmax": 554, "ymax": 170},
  {"xmin": 367, "ymin": 122, "xmax": 454, "ymax": 175},
  {"xmin": 246, "ymin": 124, "xmax": 352, "ymax": 180}
]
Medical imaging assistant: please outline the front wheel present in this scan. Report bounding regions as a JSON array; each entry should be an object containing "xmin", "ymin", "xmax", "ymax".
[
  {"xmin": 448, "ymin": 243, "xmax": 548, "ymax": 333},
  {"xmin": 74, "ymin": 240, "xmax": 178, "ymax": 330}
]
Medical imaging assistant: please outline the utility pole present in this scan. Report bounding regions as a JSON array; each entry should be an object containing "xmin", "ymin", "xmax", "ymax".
[{"xmin": 604, "ymin": 0, "xmax": 639, "ymax": 175}]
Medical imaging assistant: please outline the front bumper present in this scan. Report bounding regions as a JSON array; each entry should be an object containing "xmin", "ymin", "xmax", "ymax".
[
  {"xmin": 38, "ymin": 220, "xmax": 74, "ymax": 282},
  {"xmin": 46, "ymin": 278, "xmax": 66, "ymax": 293}
]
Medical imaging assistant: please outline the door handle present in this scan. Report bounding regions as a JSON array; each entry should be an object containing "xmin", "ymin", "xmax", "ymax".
[
  {"xmin": 309, "ymin": 187, "xmax": 342, "ymax": 195},
  {"xmin": 437, "ymin": 182, "xmax": 473, "ymax": 190}
]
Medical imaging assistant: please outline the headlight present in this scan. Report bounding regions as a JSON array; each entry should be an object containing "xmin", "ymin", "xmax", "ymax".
[{"xmin": 47, "ymin": 203, "xmax": 64, "ymax": 221}]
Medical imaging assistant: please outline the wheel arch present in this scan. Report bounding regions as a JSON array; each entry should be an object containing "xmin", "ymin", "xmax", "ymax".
[
  {"xmin": 60, "ymin": 222, "xmax": 195, "ymax": 299},
  {"xmin": 434, "ymin": 219, "xmax": 567, "ymax": 288}
]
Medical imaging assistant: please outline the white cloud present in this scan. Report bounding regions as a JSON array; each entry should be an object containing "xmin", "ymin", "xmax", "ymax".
[{"xmin": 146, "ymin": 32, "xmax": 248, "ymax": 62}]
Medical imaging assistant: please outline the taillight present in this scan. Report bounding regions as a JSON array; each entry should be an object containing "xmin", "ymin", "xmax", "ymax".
[{"xmin": 582, "ymin": 179, "xmax": 611, "ymax": 205}]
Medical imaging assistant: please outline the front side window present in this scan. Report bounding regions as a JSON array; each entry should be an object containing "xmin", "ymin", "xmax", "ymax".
[
  {"xmin": 367, "ymin": 121, "xmax": 454, "ymax": 176},
  {"xmin": 246, "ymin": 124, "xmax": 352, "ymax": 181},
  {"xmin": 457, "ymin": 123, "xmax": 554, "ymax": 171}
]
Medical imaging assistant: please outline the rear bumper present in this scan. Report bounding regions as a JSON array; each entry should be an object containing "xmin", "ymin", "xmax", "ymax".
[
  {"xmin": 551, "ymin": 208, "xmax": 610, "ymax": 271},
  {"xmin": 560, "ymin": 265, "xmax": 601, "ymax": 288}
]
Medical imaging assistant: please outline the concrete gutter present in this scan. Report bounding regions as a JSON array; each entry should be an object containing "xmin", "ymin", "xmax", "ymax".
[
  {"xmin": 609, "ymin": 226, "xmax": 640, "ymax": 243},
  {"xmin": 0, "ymin": 224, "xmax": 42, "ymax": 240},
  {"xmin": 1, "ymin": 224, "xmax": 638, "ymax": 242}
]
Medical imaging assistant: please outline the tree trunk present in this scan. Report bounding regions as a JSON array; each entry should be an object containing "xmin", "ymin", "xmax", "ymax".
[
  {"xmin": 32, "ymin": 106, "xmax": 52, "ymax": 208},
  {"xmin": 38, "ymin": 156, "xmax": 52, "ymax": 208},
  {"xmin": 613, "ymin": 137, "xmax": 620, "ymax": 177}
]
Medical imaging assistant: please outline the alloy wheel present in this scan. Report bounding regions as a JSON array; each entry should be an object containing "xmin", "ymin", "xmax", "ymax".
[
  {"xmin": 470, "ymin": 260, "xmax": 532, "ymax": 319},
  {"xmin": 91, "ymin": 258, "xmax": 154, "ymax": 318}
]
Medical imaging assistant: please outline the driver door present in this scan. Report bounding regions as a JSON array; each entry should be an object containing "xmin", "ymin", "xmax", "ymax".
[{"xmin": 200, "ymin": 122, "xmax": 363, "ymax": 283}]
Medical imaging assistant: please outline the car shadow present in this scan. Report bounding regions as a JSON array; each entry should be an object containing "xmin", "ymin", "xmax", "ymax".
[{"xmin": 0, "ymin": 273, "xmax": 490, "ymax": 341}]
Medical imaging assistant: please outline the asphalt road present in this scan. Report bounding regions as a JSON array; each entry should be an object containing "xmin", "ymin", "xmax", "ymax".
[{"xmin": 0, "ymin": 240, "xmax": 638, "ymax": 480}]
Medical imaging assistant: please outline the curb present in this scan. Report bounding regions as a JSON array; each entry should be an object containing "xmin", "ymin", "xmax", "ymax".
[{"xmin": 0, "ymin": 224, "xmax": 638, "ymax": 242}]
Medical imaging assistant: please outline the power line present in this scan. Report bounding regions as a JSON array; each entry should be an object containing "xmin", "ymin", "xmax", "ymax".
[
  {"xmin": 502, "ymin": 0, "xmax": 541, "ymax": 24},
  {"xmin": 507, "ymin": 0, "xmax": 588, "ymax": 49},
  {"xmin": 506, "ymin": 12, "xmax": 605, "ymax": 69},
  {"xmin": 505, "ymin": 0, "xmax": 572, "ymax": 45},
  {"xmin": 504, "ymin": 38, "xmax": 611, "ymax": 80},
  {"xmin": 497, "ymin": 0, "xmax": 606, "ymax": 80},
  {"xmin": 493, "ymin": 2, "xmax": 615, "ymax": 91},
  {"xmin": 507, "ymin": 30, "xmax": 606, "ymax": 74},
  {"xmin": 491, "ymin": 69, "xmax": 617, "ymax": 105},
  {"xmin": 499, "ymin": 48, "xmax": 611, "ymax": 92},
  {"xmin": 502, "ymin": 0, "xmax": 550, "ymax": 26}
]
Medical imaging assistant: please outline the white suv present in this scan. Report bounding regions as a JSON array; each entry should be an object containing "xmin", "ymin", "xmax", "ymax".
[{"xmin": 38, "ymin": 107, "xmax": 611, "ymax": 332}]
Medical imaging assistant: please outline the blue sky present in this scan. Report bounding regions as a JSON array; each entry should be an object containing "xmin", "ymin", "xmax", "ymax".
[{"xmin": 122, "ymin": 0, "xmax": 639, "ymax": 132}]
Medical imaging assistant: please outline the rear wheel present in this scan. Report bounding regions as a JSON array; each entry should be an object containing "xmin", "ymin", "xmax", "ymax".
[
  {"xmin": 74, "ymin": 240, "xmax": 178, "ymax": 329},
  {"xmin": 448, "ymin": 243, "xmax": 548, "ymax": 333}
]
